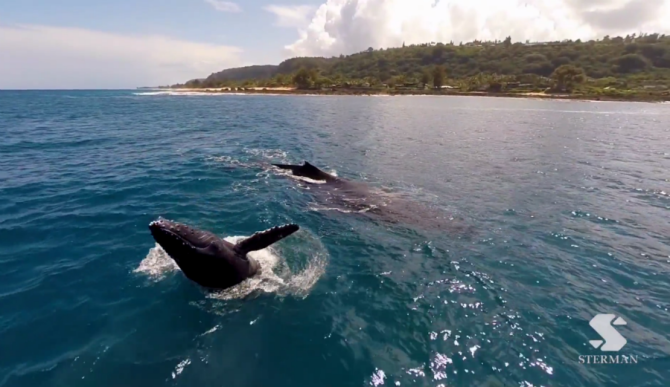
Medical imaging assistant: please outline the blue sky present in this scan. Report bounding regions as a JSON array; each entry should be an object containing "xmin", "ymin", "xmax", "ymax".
[
  {"xmin": 1, "ymin": 0, "xmax": 669, "ymax": 89},
  {"xmin": 2, "ymin": 0, "xmax": 321, "ymax": 64},
  {"xmin": 0, "ymin": 0, "xmax": 323, "ymax": 88}
]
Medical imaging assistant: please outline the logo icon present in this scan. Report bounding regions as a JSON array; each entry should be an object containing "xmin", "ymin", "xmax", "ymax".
[{"xmin": 589, "ymin": 314, "xmax": 628, "ymax": 352}]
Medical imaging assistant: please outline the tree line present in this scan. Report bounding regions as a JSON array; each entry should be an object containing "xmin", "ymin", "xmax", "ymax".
[{"xmin": 174, "ymin": 33, "xmax": 670, "ymax": 94}]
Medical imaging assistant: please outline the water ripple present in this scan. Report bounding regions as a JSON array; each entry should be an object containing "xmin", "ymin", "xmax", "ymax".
[{"xmin": 0, "ymin": 91, "xmax": 669, "ymax": 387}]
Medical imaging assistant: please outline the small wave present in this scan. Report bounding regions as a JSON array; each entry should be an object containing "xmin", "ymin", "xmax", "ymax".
[
  {"xmin": 244, "ymin": 148, "xmax": 290, "ymax": 162},
  {"xmin": 308, "ymin": 203, "xmax": 377, "ymax": 214},
  {"xmin": 204, "ymin": 155, "xmax": 263, "ymax": 171},
  {"xmin": 135, "ymin": 232, "xmax": 327, "ymax": 300},
  {"xmin": 207, "ymin": 148, "xmax": 291, "ymax": 171},
  {"xmin": 133, "ymin": 91, "xmax": 233, "ymax": 97}
]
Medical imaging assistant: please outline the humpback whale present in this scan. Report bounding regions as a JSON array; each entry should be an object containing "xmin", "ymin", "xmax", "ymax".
[
  {"xmin": 149, "ymin": 218, "xmax": 299, "ymax": 289},
  {"xmin": 272, "ymin": 161, "xmax": 467, "ymax": 232}
]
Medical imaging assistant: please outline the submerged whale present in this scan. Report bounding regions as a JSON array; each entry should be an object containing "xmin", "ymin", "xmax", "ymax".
[
  {"xmin": 149, "ymin": 218, "xmax": 299, "ymax": 289},
  {"xmin": 272, "ymin": 161, "xmax": 467, "ymax": 233}
]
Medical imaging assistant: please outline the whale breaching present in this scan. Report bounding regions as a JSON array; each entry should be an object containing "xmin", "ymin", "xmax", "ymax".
[{"xmin": 148, "ymin": 218, "xmax": 299, "ymax": 290}]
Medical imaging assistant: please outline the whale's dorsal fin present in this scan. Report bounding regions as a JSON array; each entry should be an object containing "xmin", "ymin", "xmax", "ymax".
[
  {"xmin": 302, "ymin": 161, "xmax": 338, "ymax": 181},
  {"xmin": 234, "ymin": 224, "xmax": 300, "ymax": 254},
  {"xmin": 272, "ymin": 161, "xmax": 338, "ymax": 182}
]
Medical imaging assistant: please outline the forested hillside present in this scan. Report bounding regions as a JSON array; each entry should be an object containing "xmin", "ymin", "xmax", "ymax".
[
  {"xmin": 179, "ymin": 33, "xmax": 670, "ymax": 93},
  {"xmin": 205, "ymin": 65, "xmax": 277, "ymax": 82}
]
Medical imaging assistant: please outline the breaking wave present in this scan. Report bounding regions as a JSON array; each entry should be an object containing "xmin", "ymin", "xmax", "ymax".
[{"xmin": 133, "ymin": 91, "xmax": 249, "ymax": 97}]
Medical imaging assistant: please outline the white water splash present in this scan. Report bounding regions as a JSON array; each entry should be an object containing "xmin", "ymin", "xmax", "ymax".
[
  {"xmin": 430, "ymin": 353, "xmax": 453, "ymax": 381},
  {"xmin": 370, "ymin": 368, "xmax": 386, "ymax": 386},
  {"xmin": 134, "ymin": 244, "xmax": 179, "ymax": 279},
  {"xmin": 244, "ymin": 148, "xmax": 290, "ymax": 162},
  {"xmin": 135, "ymin": 232, "xmax": 327, "ymax": 300},
  {"xmin": 171, "ymin": 358, "xmax": 191, "ymax": 379}
]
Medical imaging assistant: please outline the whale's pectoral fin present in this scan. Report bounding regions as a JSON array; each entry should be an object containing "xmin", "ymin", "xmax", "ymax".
[{"xmin": 234, "ymin": 224, "xmax": 300, "ymax": 254}]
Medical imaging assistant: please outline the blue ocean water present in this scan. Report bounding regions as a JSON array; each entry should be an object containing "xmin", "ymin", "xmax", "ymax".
[{"xmin": 1, "ymin": 90, "xmax": 669, "ymax": 387}]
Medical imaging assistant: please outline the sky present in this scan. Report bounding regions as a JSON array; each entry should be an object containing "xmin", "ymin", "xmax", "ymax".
[{"xmin": 1, "ymin": 0, "xmax": 669, "ymax": 89}]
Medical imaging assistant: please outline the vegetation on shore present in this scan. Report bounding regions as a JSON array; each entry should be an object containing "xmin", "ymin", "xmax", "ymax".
[{"xmin": 166, "ymin": 34, "xmax": 670, "ymax": 101}]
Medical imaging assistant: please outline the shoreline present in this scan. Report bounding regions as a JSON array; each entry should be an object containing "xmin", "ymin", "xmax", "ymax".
[{"xmin": 150, "ymin": 87, "xmax": 670, "ymax": 103}]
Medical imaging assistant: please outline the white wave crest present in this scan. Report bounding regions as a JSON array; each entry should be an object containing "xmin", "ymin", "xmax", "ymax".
[
  {"xmin": 133, "ymin": 91, "xmax": 239, "ymax": 96},
  {"xmin": 133, "ymin": 91, "xmax": 168, "ymax": 96}
]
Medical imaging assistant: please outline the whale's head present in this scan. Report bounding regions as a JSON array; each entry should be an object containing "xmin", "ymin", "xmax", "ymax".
[{"xmin": 148, "ymin": 217, "xmax": 226, "ymax": 264}]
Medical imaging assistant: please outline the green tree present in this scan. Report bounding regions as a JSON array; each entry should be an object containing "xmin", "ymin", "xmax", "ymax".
[
  {"xmin": 503, "ymin": 36, "xmax": 512, "ymax": 47},
  {"xmin": 488, "ymin": 81, "xmax": 503, "ymax": 92},
  {"xmin": 314, "ymin": 77, "xmax": 332, "ymax": 88},
  {"xmin": 293, "ymin": 68, "xmax": 318, "ymax": 89},
  {"xmin": 177, "ymin": 33, "xmax": 670, "ymax": 96},
  {"xmin": 433, "ymin": 65, "xmax": 446, "ymax": 88},
  {"xmin": 389, "ymin": 74, "xmax": 405, "ymax": 87},
  {"xmin": 615, "ymin": 54, "xmax": 650, "ymax": 73},
  {"xmin": 432, "ymin": 45, "xmax": 446, "ymax": 61},
  {"xmin": 273, "ymin": 73, "xmax": 287, "ymax": 86},
  {"xmin": 420, "ymin": 70, "xmax": 432, "ymax": 88},
  {"xmin": 550, "ymin": 64, "xmax": 586, "ymax": 92}
]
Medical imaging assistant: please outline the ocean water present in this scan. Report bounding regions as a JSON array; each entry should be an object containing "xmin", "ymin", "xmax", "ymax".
[{"xmin": 1, "ymin": 90, "xmax": 669, "ymax": 387}]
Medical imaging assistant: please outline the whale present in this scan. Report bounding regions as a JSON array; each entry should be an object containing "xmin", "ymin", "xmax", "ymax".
[
  {"xmin": 271, "ymin": 161, "xmax": 469, "ymax": 233},
  {"xmin": 149, "ymin": 217, "xmax": 299, "ymax": 289}
]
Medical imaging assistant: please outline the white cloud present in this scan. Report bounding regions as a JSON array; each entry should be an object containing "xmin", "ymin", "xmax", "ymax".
[
  {"xmin": 205, "ymin": 0, "xmax": 242, "ymax": 13},
  {"xmin": 264, "ymin": 5, "xmax": 318, "ymax": 28},
  {"xmin": 0, "ymin": 23, "xmax": 243, "ymax": 89},
  {"xmin": 283, "ymin": 0, "xmax": 670, "ymax": 57}
]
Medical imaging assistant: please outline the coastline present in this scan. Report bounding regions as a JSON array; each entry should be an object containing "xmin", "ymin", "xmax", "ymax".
[{"xmin": 149, "ymin": 87, "xmax": 670, "ymax": 103}]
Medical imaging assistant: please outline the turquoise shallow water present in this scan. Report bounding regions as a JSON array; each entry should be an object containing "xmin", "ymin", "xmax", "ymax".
[{"xmin": 1, "ymin": 90, "xmax": 669, "ymax": 387}]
